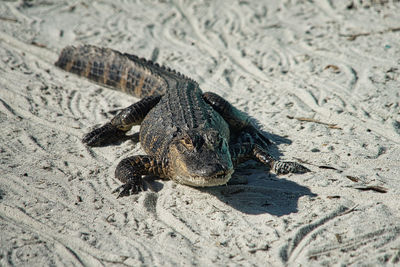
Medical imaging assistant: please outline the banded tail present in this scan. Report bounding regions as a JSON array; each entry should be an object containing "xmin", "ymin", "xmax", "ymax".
[{"xmin": 55, "ymin": 45, "xmax": 190, "ymax": 98}]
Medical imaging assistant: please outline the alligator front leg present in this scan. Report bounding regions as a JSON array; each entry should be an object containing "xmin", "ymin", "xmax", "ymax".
[
  {"xmin": 230, "ymin": 142, "xmax": 310, "ymax": 175},
  {"xmin": 83, "ymin": 95, "xmax": 161, "ymax": 146},
  {"xmin": 204, "ymin": 92, "xmax": 309, "ymax": 174},
  {"xmin": 113, "ymin": 155, "xmax": 167, "ymax": 198}
]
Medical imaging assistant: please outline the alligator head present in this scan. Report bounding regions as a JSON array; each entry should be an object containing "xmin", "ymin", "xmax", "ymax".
[{"xmin": 168, "ymin": 129, "xmax": 234, "ymax": 187}]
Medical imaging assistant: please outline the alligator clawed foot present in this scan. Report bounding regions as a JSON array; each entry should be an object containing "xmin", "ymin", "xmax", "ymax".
[
  {"xmin": 273, "ymin": 161, "xmax": 311, "ymax": 175},
  {"xmin": 82, "ymin": 123, "xmax": 127, "ymax": 146},
  {"xmin": 112, "ymin": 179, "xmax": 144, "ymax": 198}
]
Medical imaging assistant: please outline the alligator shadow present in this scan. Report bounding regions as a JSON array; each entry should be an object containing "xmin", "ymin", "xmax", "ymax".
[
  {"xmin": 200, "ymin": 166, "xmax": 316, "ymax": 216},
  {"xmin": 145, "ymin": 168, "xmax": 314, "ymax": 216}
]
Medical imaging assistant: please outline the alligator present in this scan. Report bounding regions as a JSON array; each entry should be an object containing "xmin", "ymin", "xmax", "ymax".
[{"xmin": 55, "ymin": 45, "xmax": 310, "ymax": 197}]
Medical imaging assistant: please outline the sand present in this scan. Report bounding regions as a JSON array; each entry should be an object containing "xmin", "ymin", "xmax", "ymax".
[{"xmin": 1, "ymin": 0, "xmax": 399, "ymax": 266}]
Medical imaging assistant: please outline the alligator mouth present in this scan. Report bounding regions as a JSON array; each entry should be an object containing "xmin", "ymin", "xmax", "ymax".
[{"xmin": 174, "ymin": 169, "xmax": 234, "ymax": 187}]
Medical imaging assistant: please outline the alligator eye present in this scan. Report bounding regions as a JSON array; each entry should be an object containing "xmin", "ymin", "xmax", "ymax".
[{"xmin": 181, "ymin": 136, "xmax": 194, "ymax": 149}]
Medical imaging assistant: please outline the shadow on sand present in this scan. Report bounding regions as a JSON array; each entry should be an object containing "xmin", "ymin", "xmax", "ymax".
[
  {"xmin": 200, "ymin": 166, "xmax": 316, "ymax": 216},
  {"xmin": 146, "ymin": 163, "xmax": 315, "ymax": 217}
]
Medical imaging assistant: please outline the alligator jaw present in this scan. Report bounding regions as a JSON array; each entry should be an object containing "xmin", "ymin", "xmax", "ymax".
[{"xmin": 174, "ymin": 169, "xmax": 234, "ymax": 187}]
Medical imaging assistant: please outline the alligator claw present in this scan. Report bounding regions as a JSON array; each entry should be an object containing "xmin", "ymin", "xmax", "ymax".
[
  {"xmin": 82, "ymin": 123, "xmax": 126, "ymax": 146},
  {"xmin": 112, "ymin": 179, "xmax": 144, "ymax": 198},
  {"xmin": 273, "ymin": 161, "xmax": 311, "ymax": 175}
]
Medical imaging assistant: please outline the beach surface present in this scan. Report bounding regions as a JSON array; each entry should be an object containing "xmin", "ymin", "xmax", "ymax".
[{"xmin": 1, "ymin": 0, "xmax": 400, "ymax": 266}]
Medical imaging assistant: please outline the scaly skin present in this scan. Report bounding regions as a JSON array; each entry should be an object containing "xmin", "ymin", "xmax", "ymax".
[{"xmin": 55, "ymin": 45, "xmax": 310, "ymax": 197}]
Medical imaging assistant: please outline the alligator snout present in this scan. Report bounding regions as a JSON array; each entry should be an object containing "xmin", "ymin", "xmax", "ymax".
[{"xmin": 194, "ymin": 162, "xmax": 232, "ymax": 179}]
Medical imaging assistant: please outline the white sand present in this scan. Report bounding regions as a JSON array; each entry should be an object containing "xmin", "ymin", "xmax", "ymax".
[{"xmin": 1, "ymin": 0, "xmax": 399, "ymax": 266}]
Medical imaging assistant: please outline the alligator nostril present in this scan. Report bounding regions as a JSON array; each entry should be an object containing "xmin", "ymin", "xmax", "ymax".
[{"xmin": 197, "ymin": 163, "xmax": 227, "ymax": 177}]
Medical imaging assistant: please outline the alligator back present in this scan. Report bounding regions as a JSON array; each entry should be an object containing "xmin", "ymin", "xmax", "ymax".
[
  {"xmin": 55, "ymin": 45, "xmax": 188, "ymax": 99},
  {"xmin": 140, "ymin": 80, "xmax": 230, "ymax": 159}
]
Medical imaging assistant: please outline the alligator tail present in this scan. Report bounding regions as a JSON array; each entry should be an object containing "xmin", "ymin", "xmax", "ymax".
[{"xmin": 55, "ymin": 45, "xmax": 171, "ymax": 98}]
